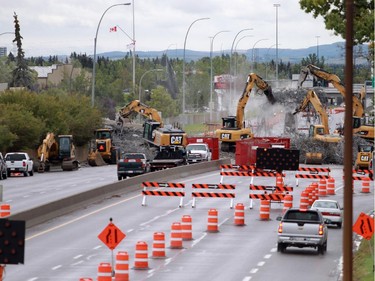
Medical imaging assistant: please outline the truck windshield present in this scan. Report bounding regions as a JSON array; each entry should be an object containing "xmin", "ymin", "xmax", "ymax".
[{"xmin": 187, "ymin": 145, "xmax": 206, "ymax": 151}]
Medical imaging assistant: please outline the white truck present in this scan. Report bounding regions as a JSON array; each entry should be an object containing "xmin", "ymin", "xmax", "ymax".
[
  {"xmin": 186, "ymin": 143, "xmax": 212, "ymax": 164},
  {"xmin": 5, "ymin": 152, "xmax": 34, "ymax": 177}
]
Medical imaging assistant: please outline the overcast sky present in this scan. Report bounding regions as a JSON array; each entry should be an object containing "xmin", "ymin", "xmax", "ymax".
[{"xmin": 1, "ymin": 0, "xmax": 344, "ymax": 57}]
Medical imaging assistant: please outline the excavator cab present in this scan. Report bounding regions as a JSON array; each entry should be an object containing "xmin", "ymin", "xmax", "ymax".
[
  {"xmin": 58, "ymin": 135, "xmax": 73, "ymax": 159},
  {"xmin": 221, "ymin": 116, "xmax": 237, "ymax": 129},
  {"xmin": 143, "ymin": 120, "xmax": 162, "ymax": 144}
]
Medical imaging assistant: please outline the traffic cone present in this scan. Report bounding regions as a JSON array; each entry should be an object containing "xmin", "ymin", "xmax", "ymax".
[
  {"xmin": 207, "ymin": 208, "xmax": 219, "ymax": 232},
  {"xmin": 133, "ymin": 241, "xmax": 149, "ymax": 270},
  {"xmin": 234, "ymin": 203, "xmax": 245, "ymax": 226},
  {"xmin": 259, "ymin": 200, "xmax": 270, "ymax": 221},
  {"xmin": 170, "ymin": 222, "xmax": 183, "ymax": 249},
  {"xmin": 97, "ymin": 262, "xmax": 112, "ymax": 281},
  {"xmin": 152, "ymin": 232, "xmax": 167, "ymax": 258},
  {"xmin": 181, "ymin": 215, "xmax": 193, "ymax": 240},
  {"xmin": 115, "ymin": 251, "xmax": 129, "ymax": 281}
]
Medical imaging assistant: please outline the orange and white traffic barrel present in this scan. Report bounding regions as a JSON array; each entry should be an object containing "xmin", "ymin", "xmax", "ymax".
[
  {"xmin": 0, "ymin": 204, "xmax": 10, "ymax": 217},
  {"xmin": 327, "ymin": 177, "xmax": 336, "ymax": 195},
  {"xmin": 299, "ymin": 190, "xmax": 309, "ymax": 211},
  {"xmin": 152, "ymin": 232, "xmax": 166, "ymax": 258},
  {"xmin": 305, "ymin": 185, "xmax": 314, "ymax": 206},
  {"xmin": 318, "ymin": 179, "xmax": 327, "ymax": 197},
  {"xmin": 361, "ymin": 177, "xmax": 371, "ymax": 193},
  {"xmin": 133, "ymin": 241, "xmax": 149, "ymax": 270},
  {"xmin": 276, "ymin": 175, "xmax": 284, "ymax": 190},
  {"xmin": 234, "ymin": 203, "xmax": 245, "ymax": 226},
  {"xmin": 97, "ymin": 262, "xmax": 112, "ymax": 281},
  {"xmin": 207, "ymin": 208, "xmax": 219, "ymax": 232},
  {"xmin": 282, "ymin": 194, "xmax": 293, "ymax": 214},
  {"xmin": 79, "ymin": 279, "xmax": 93, "ymax": 281},
  {"xmin": 259, "ymin": 200, "xmax": 270, "ymax": 221},
  {"xmin": 170, "ymin": 222, "xmax": 183, "ymax": 249},
  {"xmin": 181, "ymin": 215, "xmax": 193, "ymax": 240},
  {"xmin": 115, "ymin": 251, "xmax": 129, "ymax": 281}
]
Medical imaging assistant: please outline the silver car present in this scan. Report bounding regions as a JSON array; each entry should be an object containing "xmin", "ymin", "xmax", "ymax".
[{"xmin": 311, "ymin": 199, "xmax": 343, "ymax": 228}]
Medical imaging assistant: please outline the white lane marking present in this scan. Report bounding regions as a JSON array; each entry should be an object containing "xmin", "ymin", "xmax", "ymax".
[
  {"xmin": 257, "ymin": 261, "xmax": 265, "ymax": 267},
  {"xmin": 71, "ymin": 260, "xmax": 84, "ymax": 266},
  {"xmin": 264, "ymin": 254, "xmax": 271, "ymax": 259},
  {"xmin": 5, "ymin": 200, "xmax": 12, "ymax": 203},
  {"xmin": 242, "ymin": 277, "xmax": 252, "ymax": 281},
  {"xmin": 270, "ymin": 248, "xmax": 277, "ymax": 252},
  {"xmin": 73, "ymin": 254, "xmax": 83, "ymax": 259},
  {"xmin": 52, "ymin": 265, "xmax": 62, "ymax": 270},
  {"xmin": 93, "ymin": 245, "xmax": 102, "ymax": 250},
  {"xmin": 250, "ymin": 268, "xmax": 258, "ymax": 274},
  {"xmin": 27, "ymin": 278, "xmax": 38, "ymax": 281},
  {"xmin": 219, "ymin": 217, "xmax": 229, "ymax": 226},
  {"xmin": 127, "ymin": 228, "xmax": 134, "ymax": 233},
  {"xmin": 192, "ymin": 232, "xmax": 207, "ymax": 247}
]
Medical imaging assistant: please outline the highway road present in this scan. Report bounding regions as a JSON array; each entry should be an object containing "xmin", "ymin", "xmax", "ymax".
[{"xmin": 2, "ymin": 164, "xmax": 374, "ymax": 281}]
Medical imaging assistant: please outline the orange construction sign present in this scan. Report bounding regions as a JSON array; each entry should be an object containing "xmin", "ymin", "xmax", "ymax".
[
  {"xmin": 98, "ymin": 222, "xmax": 126, "ymax": 250},
  {"xmin": 352, "ymin": 212, "xmax": 374, "ymax": 240}
]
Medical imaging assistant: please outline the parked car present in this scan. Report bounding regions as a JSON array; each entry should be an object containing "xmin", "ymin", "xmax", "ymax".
[
  {"xmin": 117, "ymin": 153, "xmax": 150, "ymax": 180},
  {"xmin": 311, "ymin": 199, "xmax": 343, "ymax": 228},
  {"xmin": 5, "ymin": 152, "xmax": 34, "ymax": 177},
  {"xmin": 0, "ymin": 153, "xmax": 7, "ymax": 180},
  {"xmin": 277, "ymin": 207, "xmax": 329, "ymax": 254}
]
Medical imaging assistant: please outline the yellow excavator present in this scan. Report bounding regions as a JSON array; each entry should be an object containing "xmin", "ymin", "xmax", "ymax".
[
  {"xmin": 298, "ymin": 64, "xmax": 374, "ymax": 142},
  {"xmin": 118, "ymin": 100, "xmax": 187, "ymax": 147},
  {"xmin": 37, "ymin": 132, "xmax": 79, "ymax": 172},
  {"xmin": 215, "ymin": 73, "xmax": 276, "ymax": 152},
  {"xmin": 293, "ymin": 90, "xmax": 342, "ymax": 164},
  {"xmin": 87, "ymin": 128, "xmax": 120, "ymax": 166}
]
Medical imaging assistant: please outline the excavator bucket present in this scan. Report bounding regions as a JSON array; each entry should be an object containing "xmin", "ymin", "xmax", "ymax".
[
  {"xmin": 305, "ymin": 152, "xmax": 323, "ymax": 165},
  {"xmin": 88, "ymin": 150, "xmax": 107, "ymax": 166}
]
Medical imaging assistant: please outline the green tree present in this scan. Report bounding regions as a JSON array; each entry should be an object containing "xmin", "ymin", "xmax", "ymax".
[
  {"xmin": 299, "ymin": 0, "xmax": 374, "ymax": 45},
  {"xmin": 11, "ymin": 13, "xmax": 34, "ymax": 88},
  {"xmin": 148, "ymin": 86, "xmax": 179, "ymax": 118}
]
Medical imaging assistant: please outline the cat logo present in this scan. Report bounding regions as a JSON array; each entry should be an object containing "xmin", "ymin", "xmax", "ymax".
[
  {"xmin": 170, "ymin": 135, "xmax": 183, "ymax": 145},
  {"xmin": 221, "ymin": 133, "xmax": 231, "ymax": 140}
]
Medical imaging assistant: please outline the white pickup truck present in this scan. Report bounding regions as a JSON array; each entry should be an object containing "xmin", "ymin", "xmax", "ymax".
[
  {"xmin": 186, "ymin": 143, "xmax": 212, "ymax": 164},
  {"xmin": 276, "ymin": 208, "xmax": 329, "ymax": 254},
  {"xmin": 5, "ymin": 152, "xmax": 34, "ymax": 177}
]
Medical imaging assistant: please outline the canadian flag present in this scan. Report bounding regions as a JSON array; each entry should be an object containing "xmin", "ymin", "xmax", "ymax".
[{"xmin": 109, "ymin": 26, "xmax": 117, "ymax": 32}]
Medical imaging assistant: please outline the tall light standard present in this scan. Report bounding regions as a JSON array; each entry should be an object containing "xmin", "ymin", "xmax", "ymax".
[
  {"xmin": 210, "ymin": 30, "xmax": 229, "ymax": 121},
  {"xmin": 265, "ymin": 43, "xmax": 277, "ymax": 79},
  {"xmin": 229, "ymin": 28, "xmax": 253, "ymax": 108},
  {"xmin": 234, "ymin": 35, "xmax": 253, "ymax": 76},
  {"xmin": 274, "ymin": 3, "xmax": 280, "ymax": 83},
  {"xmin": 182, "ymin": 17, "xmax": 210, "ymax": 115},
  {"xmin": 251, "ymin": 38, "xmax": 268, "ymax": 72},
  {"xmin": 91, "ymin": 3, "xmax": 131, "ymax": 107},
  {"xmin": 138, "ymin": 69, "xmax": 164, "ymax": 103}
]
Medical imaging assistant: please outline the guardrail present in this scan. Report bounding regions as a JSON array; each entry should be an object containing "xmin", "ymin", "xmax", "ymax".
[{"xmin": 9, "ymin": 158, "xmax": 231, "ymax": 228}]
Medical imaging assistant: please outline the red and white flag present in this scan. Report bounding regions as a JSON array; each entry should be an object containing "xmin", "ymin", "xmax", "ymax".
[{"xmin": 109, "ymin": 26, "xmax": 117, "ymax": 32}]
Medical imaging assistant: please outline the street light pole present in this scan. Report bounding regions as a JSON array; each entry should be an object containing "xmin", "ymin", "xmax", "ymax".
[
  {"xmin": 229, "ymin": 28, "xmax": 253, "ymax": 109},
  {"xmin": 210, "ymin": 30, "xmax": 229, "ymax": 122},
  {"xmin": 182, "ymin": 17, "xmax": 210, "ymax": 115},
  {"xmin": 91, "ymin": 3, "xmax": 131, "ymax": 107},
  {"xmin": 234, "ymin": 35, "xmax": 253, "ymax": 77},
  {"xmin": 138, "ymin": 69, "xmax": 164, "ymax": 103},
  {"xmin": 265, "ymin": 43, "xmax": 277, "ymax": 79},
  {"xmin": 274, "ymin": 3, "xmax": 280, "ymax": 83},
  {"xmin": 251, "ymin": 38, "xmax": 268, "ymax": 72}
]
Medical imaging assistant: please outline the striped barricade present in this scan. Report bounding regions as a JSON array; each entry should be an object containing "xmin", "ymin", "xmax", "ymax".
[
  {"xmin": 220, "ymin": 170, "xmax": 285, "ymax": 184},
  {"xmin": 352, "ymin": 169, "xmax": 374, "ymax": 181},
  {"xmin": 249, "ymin": 193, "xmax": 285, "ymax": 201},
  {"xmin": 249, "ymin": 185, "xmax": 293, "ymax": 209},
  {"xmin": 141, "ymin": 182, "xmax": 185, "ymax": 207},
  {"xmin": 219, "ymin": 165, "xmax": 255, "ymax": 183},
  {"xmin": 295, "ymin": 167, "xmax": 331, "ymax": 186},
  {"xmin": 191, "ymin": 183, "xmax": 236, "ymax": 208}
]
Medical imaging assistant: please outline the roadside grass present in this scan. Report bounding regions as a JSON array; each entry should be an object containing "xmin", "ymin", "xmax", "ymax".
[
  {"xmin": 183, "ymin": 123, "xmax": 207, "ymax": 136},
  {"xmin": 353, "ymin": 235, "xmax": 374, "ymax": 281}
]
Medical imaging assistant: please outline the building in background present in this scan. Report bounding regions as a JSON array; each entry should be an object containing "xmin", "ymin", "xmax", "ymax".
[{"xmin": 0, "ymin": 47, "xmax": 7, "ymax": 57}]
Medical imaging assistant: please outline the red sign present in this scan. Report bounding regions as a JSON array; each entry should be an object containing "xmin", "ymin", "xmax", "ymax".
[
  {"xmin": 353, "ymin": 212, "xmax": 374, "ymax": 240},
  {"xmin": 98, "ymin": 222, "xmax": 126, "ymax": 250}
]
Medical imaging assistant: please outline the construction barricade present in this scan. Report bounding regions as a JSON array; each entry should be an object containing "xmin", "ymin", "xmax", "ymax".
[
  {"xmin": 295, "ymin": 167, "xmax": 331, "ymax": 186},
  {"xmin": 0, "ymin": 204, "xmax": 10, "ymax": 217},
  {"xmin": 352, "ymin": 169, "xmax": 374, "ymax": 193},
  {"xmin": 191, "ymin": 183, "xmax": 236, "ymax": 208},
  {"xmin": 249, "ymin": 184, "xmax": 293, "ymax": 209},
  {"xmin": 360, "ymin": 177, "xmax": 371, "ymax": 193},
  {"xmin": 234, "ymin": 203, "xmax": 245, "ymax": 226},
  {"xmin": 207, "ymin": 208, "xmax": 219, "ymax": 232},
  {"xmin": 219, "ymin": 164, "xmax": 255, "ymax": 184},
  {"xmin": 181, "ymin": 215, "xmax": 193, "ymax": 240},
  {"xmin": 249, "ymin": 193, "xmax": 285, "ymax": 220},
  {"xmin": 170, "ymin": 222, "xmax": 183, "ymax": 249},
  {"xmin": 141, "ymin": 182, "xmax": 185, "ymax": 207},
  {"xmin": 326, "ymin": 177, "xmax": 336, "ymax": 195},
  {"xmin": 133, "ymin": 241, "xmax": 149, "ymax": 270},
  {"xmin": 97, "ymin": 262, "xmax": 112, "ymax": 281},
  {"xmin": 152, "ymin": 232, "xmax": 166, "ymax": 258},
  {"xmin": 115, "ymin": 251, "xmax": 129, "ymax": 281}
]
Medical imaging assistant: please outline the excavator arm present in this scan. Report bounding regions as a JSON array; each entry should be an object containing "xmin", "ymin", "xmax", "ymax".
[
  {"xmin": 299, "ymin": 64, "xmax": 364, "ymax": 117},
  {"xmin": 236, "ymin": 73, "xmax": 276, "ymax": 128},
  {"xmin": 119, "ymin": 100, "xmax": 163, "ymax": 125},
  {"xmin": 293, "ymin": 90, "xmax": 329, "ymax": 135}
]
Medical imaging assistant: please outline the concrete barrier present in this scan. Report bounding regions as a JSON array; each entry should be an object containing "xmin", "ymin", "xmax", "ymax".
[{"xmin": 10, "ymin": 158, "xmax": 231, "ymax": 228}]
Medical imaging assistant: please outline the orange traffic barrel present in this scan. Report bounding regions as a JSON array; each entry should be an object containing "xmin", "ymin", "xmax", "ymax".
[
  {"xmin": 276, "ymin": 175, "xmax": 284, "ymax": 191},
  {"xmin": 97, "ymin": 262, "xmax": 112, "ymax": 281},
  {"xmin": 259, "ymin": 200, "xmax": 270, "ymax": 220},
  {"xmin": 115, "ymin": 251, "xmax": 129, "ymax": 281},
  {"xmin": 207, "ymin": 208, "xmax": 219, "ymax": 232},
  {"xmin": 327, "ymin": 177, "xmax": 336, "ymax": 195},
  {"xmin": 234, "ymin": 203, "xmax": 245, "ymax": 226},
  {"xmin": 318, "ymin": 179, "xmax": 327, "ymax": 197},
  {"xmin": 133, "ymin": 241, "xmax": 149, "ymax": 270},
  {"xmin": 170, "ymin": 222, "xmax": 183, "ymax": 249},
  {"xmin": 299, "ymin": 190, "xmax": 309, "ymax": 211},
  {"xmin": 181, "ymin": 215, "xmax": 193, "ymax": 240},
  {"xmin": 305, "ymin": 185, "xmax": 314, "ymax": 206},
  {"xmin": 152, "ymin": 232, "xmax": 166, "ymax": 258},
  {"xmin": 282, "ymin": 194, "xmax": 293, "ymax": 214},
  {"xmin": 79, "ymin": 279, "xmax": 93, "ymax": 281},
  {"xmin": 361, "ymin": 177, "xmax": 371, "ymax": 193},
  {"xmin": 0, "ymin": 204, "xmax": 10, "ymax": 217}
]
